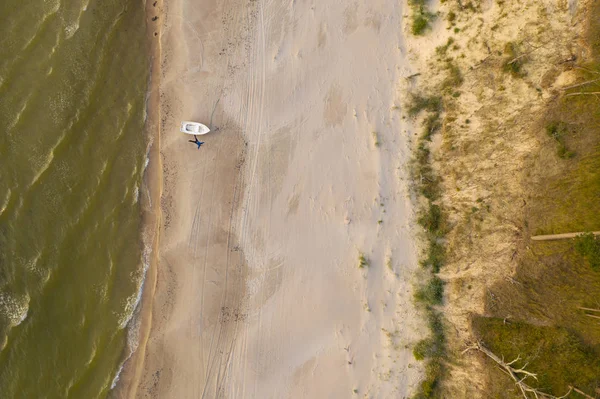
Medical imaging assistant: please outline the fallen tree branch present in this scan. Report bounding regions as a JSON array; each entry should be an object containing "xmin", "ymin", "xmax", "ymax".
[
  {"xmin": 568, "ymin": 386, "xmax": 595, "ymax": 399},
  {"xmin": 557, "ymin": 55, "xmax": 576, "ymax": 65},
  {"xmin": 574, "ymin": 66, "xmax": 600, "ymax": 75},
  {"xmin": 507, "ymin": 42, "xmax": 548, "ymax": 65},
  {"xmin": 565, "ymin": 91, "xmax": 600, "ymax": 97},
  {"xmin": 578, "ymin": 307, "xmax": 600, "ymax": 313},
  {"xmin": 560, "ymin": 78, "xmax": 600, "ymax": 91},
  {"xmin": 531, "ymin": 231, "xmax": 600, "ymax": 241},
  {"xmin": 463, "ymin": 341, "xmax": 573, "ymax": 399},
  {"xmin": 507, "ymin": 52, "xmax": 530, "ymax": 65}
]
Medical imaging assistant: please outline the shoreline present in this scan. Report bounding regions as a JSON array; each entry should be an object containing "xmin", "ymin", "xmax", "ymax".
[
  {"xmin": 112, "ymin": 0, "xmax": 600, "ymax": 397},
  {"xmin": 111, "ymin": 0, "xmax": 164, "ymax": 396}
]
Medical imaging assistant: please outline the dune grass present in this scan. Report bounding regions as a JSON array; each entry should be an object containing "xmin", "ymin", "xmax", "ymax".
[
  {"xmin": 471, "ymin": 4, "xmax": 600, "ymax": 397},
  {"xmin": 407, "ymin": 91, "xmax": 448, "ymax": 398},
  {"xmin": 409, "ymin": 0, "xmax": 436, "ymax": 35}
]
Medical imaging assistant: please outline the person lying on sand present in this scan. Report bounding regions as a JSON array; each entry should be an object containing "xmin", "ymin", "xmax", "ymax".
[{"xmin": 188, "ymin": 135, "xmax": 204, "ymax": 149}]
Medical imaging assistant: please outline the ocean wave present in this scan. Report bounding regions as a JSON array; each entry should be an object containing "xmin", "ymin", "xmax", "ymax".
[
  {"xmin": 115, "ymin": 273, "xmax": 144, "ymax": 330},
  {"xmin": 110, "ymin": 231, "xmax": 154, "ymax": 391},
  {"xmin": 19, "ymin": 0, "xmax": 61, "ymax": 53},
  {"xmin": 0, "ymin": 189, "xmax": 11, "ymax": 217},
  {"xmin": 115, "ymin": 237, "xmax": 152, "ymax": 330},
  {"xmin": 142, "ymin": 141, "xmax": 153, "ymax": 208},
  {"xmin": 43, "ymin": 0, "xmax": 61, "ymax": 17},
  {"xmin": 24, "ymin": 252, "xmax": 49, "ymax": 284},
  {"xmin": 132, "ymin": 184, "xmax": 140, "ymax": 205},
  {"xmin": 29, "ymin": 151, "xmax": 55, "ymax": 188},
  {"xmin": 0, "ymin": 0, "xmax": 61, "ymax": 94},
  {"xmin": 64, "ymin": 22, "xmax": 80, "ymax": 40},
  {"xmin": 7, "ymin": 93, "xmax": 33, "ymax": 132},
  {"xmin": 29, "ymin": 130, "xmax": 67, "ymax": 188},
  {"xmin": 0, "ymin": 291, "xmax": 30, "ymax": 327},
  {"xmin": 112, "ymin": 104, "xmax": 134, "ymax": 144},
  {"xmin": 108, "ymin": 312, "xmax": 141, "ymax": 390},
  {"xmin": 67, "ymin": 0, "xmax": 91, "ymax": 39},
  {"xmin": 65, "ymin": 0, "xmax": 93, "ymax": 40},
  {"xmin": 110, "ymin": 362, "xmax": 126, "ymax": 389}
]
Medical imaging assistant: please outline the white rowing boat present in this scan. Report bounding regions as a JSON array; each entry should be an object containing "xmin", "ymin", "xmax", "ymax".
[{"xmin": 180, "ymin": 121, "xmax": 210, "ymax": 135}]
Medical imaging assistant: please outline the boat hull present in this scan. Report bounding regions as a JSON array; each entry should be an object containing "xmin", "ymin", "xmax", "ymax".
[{"xmin": 180, "ymin": 121, "xmax": 211, "ymax": 135}]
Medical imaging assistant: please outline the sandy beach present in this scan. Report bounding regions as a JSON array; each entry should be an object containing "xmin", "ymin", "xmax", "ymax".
[{"xmin": 127, "ymin": 0, "xmax": 424, "ymax": 397}]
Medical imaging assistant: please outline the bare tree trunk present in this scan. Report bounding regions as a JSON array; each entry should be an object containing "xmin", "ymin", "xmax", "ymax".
[
  {"xmin": 568, "ymin": 386, "xmax": 595, "ymax": 399},
  {"xmin": 463, "ymin": 341, "xmax": 573, "ymax": 399}
]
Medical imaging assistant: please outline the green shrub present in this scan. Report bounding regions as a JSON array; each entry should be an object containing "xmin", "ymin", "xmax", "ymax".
[
  {"xmin": 447, "ymin": 10, "xmax": 456, "ymax": 23},
  {"xmin": 414, "ymin": 141, "xmax": 441, "ymax": 201},
  {"xmin": 418, "ymin": 203, "xmax": 444, "ymax": 234},
  {"xmin": 407, "ymin": 94, "xmax": 442, "ymax": 117},
  {"xmin": 424, "ymin": 238, "xmax": 445, "ymax": 273},
  {"xmin": 435, "ymin": 37, "xmax": 455, "ymax": 56},
  {"xmin": 546, "ymin": 122, "xmax": 575, "ymax": 159},
  {"xmin": 415, "ymin": 276, "xmax": 445, "ymax": 305},
  {"xmin": 358, "ymin": 253, "xmax": 369, "ymax": 268},
  {"xmin": 442, "ymin": 63, "xmax": 463, "ymax": 90},
  {"xmin": 413, "ymin": 309, "xmax": 446, "ymax": 398},
  {"xmin": 502, "ymin": 42, "xmax": 526, "ymax": 77},
  {"xmin": 575, "ymin": 233, "xmax": 600, "ymax": 270},
  {"xmin": 422, "ymin": 113, "xmax": 442, "ymax": 141},
  {"xmin": 411, "ymin": 4, "xmax": 436, "ymax": 36}
]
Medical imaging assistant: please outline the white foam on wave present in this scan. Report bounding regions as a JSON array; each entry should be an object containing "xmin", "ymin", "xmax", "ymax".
[
  {"xmin": 29, "ymin": 130, "xmax": 67, "ymax": 188},
  {"xmin": 112, "ymin": 102, "xmax": 136, "ymax": 145},
  {"xmin": 64, "ymin": 22, "xmax": 80, "ymax": 40},
  {"xmin": 110, "ymin": 135, "xmax": 157, "ymax": 390},
  {"xmin": 132, "ymin": 184, "xmax": 140, "ymax": 205},
  {"xmin": 19, "ymin": 0, "xmax": 61, "ymax": 52},
  {"xmin": 30, "ymin": 151, "xmax": 55, "ymax": 188},
  {"xmin": 98, "ymin": 160, "xmax": 108, "ymax": 185},
  {"xmin": 0, "ymin": 189, "xmax": 11, "ymax": 218},
  {"xmin": 110, "ymin": 362, "xmax": 126, "ymax": 389},
  {"xmin": 0, "ymin": 292, "xmax": 30, "ymax": 327},
  {"xmin": 7, "ymin": 94, "xmax": 33, "ymax": 131},
  {"xmin": 44, "ymin": 0, "xmax": 61, "ymax": 15},
  {"xmin": 24, "ymin": 252, "xmax": 49, "ymax": 285},
  {"xmin": 109, "ymin": 310, "xmax": 143, "ymax": 390},
  {"xmin": 64, "ymin": 0, "xmax": 92, "ymax": 40},
  {"xmin": 0, "ymin": 0, "xmax": 60, "ymax": 94},
  {"xmin": 115, "ymin": 229, "xmax": 152, "ymax": 330},
  {"xmin": 142, "ymin": 141, "xmax": 153, "ymax": 208},
  {"xmin": 110, "ymin": 230, "xmax": 153, "ymax": 391}
]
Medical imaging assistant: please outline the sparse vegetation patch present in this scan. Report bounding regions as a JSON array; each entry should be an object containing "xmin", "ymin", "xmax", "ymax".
[
  {"xmin": 546, "ymin": 122, "xmax": 575, "ymax": 159},
  {"xmin": 502, "ymin": 42, "xmax": 527, "ymax": 77},
  {"xmin": 575, "ymin": 232, "xmax": 600, "ymax": 271},
  {"xmin": 407, "ymin": 89, "xmax": 448, "ymax": 397},
  {"xmin": 358, "ymin": 252, "xmax": 369, "ymax": 269},
  {"xmin": 409, "ymin": 0, "xmax": 436, "ymax": 36}
]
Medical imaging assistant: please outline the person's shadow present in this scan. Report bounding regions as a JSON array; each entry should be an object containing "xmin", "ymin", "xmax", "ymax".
[{"xmin": 188, "ymin": 135, "xmax": 204, "ymax": 149}]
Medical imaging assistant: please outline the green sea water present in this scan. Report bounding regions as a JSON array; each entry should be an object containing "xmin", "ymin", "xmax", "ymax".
[{"xmin": 0, "ymin": 0, "xmax": 149, "ymax": 397}]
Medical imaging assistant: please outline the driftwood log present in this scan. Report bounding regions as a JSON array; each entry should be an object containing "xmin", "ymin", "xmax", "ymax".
[{"xmin": 530, "ymin": 231, "xmax": 600, "ymax": 241}]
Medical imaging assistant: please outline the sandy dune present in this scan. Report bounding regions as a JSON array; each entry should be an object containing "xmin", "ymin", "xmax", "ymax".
[{"xmin": 133, "ymin": 0, "xmax": 423, "ymax": 397}]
